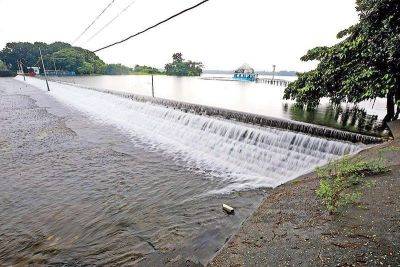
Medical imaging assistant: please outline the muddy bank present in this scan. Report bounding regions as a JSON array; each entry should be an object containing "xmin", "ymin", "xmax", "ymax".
[{"xmin": 210, "ymin": 140, "xmax": 400, "ymax": 266}]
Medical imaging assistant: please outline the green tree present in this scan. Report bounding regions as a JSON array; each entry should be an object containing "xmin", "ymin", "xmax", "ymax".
[
  {"xmin": 51, "ymin": 48, "xmax": 86, "ymax": 74},
  {"xmin": 105, "ymin": 64, "xmax": 132, "ymax": 75},
  {"xmin": 133, "ymin": 65, "xmax": 162, "ymax": 74},
  {"xmin": 0, "ymin": 42, "xmax": 106, "ymax": 75},
  {"xmin": 0, "ymin": 42, "xmax": 40, "ymax": 71},
  {"xmin": 77, "ymin": 62, "xmax": 95, "ymax": 75},
  {"xmin": 284, "ymin": 0, "xmax": 400, "ymax": 123},
  {"xmin": 93, "ymin": 60, "xmax": 106, "ymax": 74},
  {"xmin": 165, "ymin": 53, "xmax": 203, "ymax": 77},
  {"xmin": 173, "ymin": 52, "xmax": 183, "ymax": 63},
  {"xmin": 0, "ymin": 60, "xmax": 7, "ymax": 71}
]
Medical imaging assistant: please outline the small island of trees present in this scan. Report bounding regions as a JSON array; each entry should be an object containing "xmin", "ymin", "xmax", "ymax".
[{"xmin": 165, "ymin": 53, "xmax": 203, "ymax": 77}]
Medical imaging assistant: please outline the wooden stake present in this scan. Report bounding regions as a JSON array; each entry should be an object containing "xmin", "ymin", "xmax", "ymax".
[
  {"xmin": 272, "ymin": 64, "xmax": 276, "ymax": 81},
  {"xmin": 151, "ymin": 75, "xmax": 154, "ymax": 97},
  {"xmin": 39, "ymin": 47, "xmax": 50, "ymax": 91},
  {"xmin": 18, "ymin": 60, "xmax": 25, "ymax": 81}
]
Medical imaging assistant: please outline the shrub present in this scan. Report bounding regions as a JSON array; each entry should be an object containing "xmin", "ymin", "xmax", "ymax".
[
  {"xmin": 0, "ymin": 70, "xmax": 16, "ymax": 77},
  {"xmin": 0, "ymin": 60, "xmax": 7, "ymax": 71},
  {"xmin": 316, "ymin": 157, "xmax": 389, "ymax": 214}
]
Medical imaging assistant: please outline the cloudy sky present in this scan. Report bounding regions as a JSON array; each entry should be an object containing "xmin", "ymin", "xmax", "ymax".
[{"xmin": 0, "ymin": 0, "xmax": 358, "ymax": 71}]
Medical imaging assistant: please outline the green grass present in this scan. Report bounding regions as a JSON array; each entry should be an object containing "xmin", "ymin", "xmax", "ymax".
[
  {"xmin": 378, "ymin": 146, "xmax": 400, "ymax": 154},
  {"xmin": 315, "ymin": 157, "xmax": 390, "ymax": 214}
]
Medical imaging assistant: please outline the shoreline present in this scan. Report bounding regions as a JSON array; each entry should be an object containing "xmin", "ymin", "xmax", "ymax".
[{"xmin": 209, "ymin": 138, "xmax": 400, "ymax": 266}]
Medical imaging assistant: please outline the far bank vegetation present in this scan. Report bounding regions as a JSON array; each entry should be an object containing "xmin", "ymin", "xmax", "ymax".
[{"xmin": 0, "ymin": 42, "xmax": 203, "ymax": 77}]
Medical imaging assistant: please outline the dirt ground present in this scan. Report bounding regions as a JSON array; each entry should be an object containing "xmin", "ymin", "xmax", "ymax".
[{"xmin": 210, "ymin": 139, "xmax": 400, "ymax": 266}]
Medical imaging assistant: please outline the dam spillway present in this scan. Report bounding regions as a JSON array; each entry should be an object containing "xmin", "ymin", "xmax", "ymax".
[
  {"xmin": 18, "ymin": 76, "xmax": 365, "ymax": 191},
  {"xmin": 44, "ymin": 77, "xmax": 382, "ymax": 145}
]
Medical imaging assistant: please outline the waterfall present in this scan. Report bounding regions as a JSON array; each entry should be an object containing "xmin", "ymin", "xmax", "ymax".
[
  {"xmin": 17, "ymin": 76, "xmax": 364, "ymax": 192},
  {"xmin": 40, "ymin": 77, "xmax": 382, "ymax": 144}
]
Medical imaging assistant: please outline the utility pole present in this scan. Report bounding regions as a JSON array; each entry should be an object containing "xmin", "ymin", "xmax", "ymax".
[
  {"xmin": 18, "ymin": 60, "xmax": 25, "ymax": 81},
  {"xmin": 39, "ymin": 47, "xmax": 50, "ymax": 91},
  {"xmin": 151, "ymin": 75, "xmax": 154, "ymax": 97},
  {"xmin": 272, "ymin": 65, "xmax": 276, "ymax": 81}
]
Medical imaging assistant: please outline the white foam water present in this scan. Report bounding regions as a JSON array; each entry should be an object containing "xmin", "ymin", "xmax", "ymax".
[{"xmin": 17, "ymin": 76, "xmax": 363, "ymax": 193}]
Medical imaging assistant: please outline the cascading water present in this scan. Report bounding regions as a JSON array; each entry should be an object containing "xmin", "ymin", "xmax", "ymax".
[
  {"xmin": 17, "ymin": 76, "xmax": 363, "ymax": 192},
  {"xmin": 40, "ymin": 76, "xmax": 383, "ymax": 144}
]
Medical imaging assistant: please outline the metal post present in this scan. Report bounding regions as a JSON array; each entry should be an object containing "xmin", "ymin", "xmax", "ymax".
[
  {"xmin": 151, "ymin": 75, "xmax": 154, "ymax": 97},
  {"xmin": 272, "ymin": 64, "xmax": 276, "ymax": 81},
  {"xmin": 39, "ymin": 47, "xmax": 50, "ymax": 91}
]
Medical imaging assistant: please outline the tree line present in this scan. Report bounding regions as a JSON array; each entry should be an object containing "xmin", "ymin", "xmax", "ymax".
[
  {"xmin": 0, "ymin": 42, "xmax": 106, "ymax": 75},
  {"xmin": 0, "ymin": 42, "xmax": 203, "ymax": 77}
]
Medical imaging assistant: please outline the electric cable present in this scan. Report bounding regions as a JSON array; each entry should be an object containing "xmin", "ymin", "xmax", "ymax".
[
  {"xmin": 73, "ymin": 0, "xmax": 117, "ymax": 44},
  {"xmin": 93, "ymin": 0, "xmax": 209, "ymax": 52}
]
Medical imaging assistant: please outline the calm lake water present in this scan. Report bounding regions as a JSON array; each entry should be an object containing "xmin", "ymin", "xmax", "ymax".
[{"xmin": 51, "ymin": 74, "xmax": 387, "ymax": 136}]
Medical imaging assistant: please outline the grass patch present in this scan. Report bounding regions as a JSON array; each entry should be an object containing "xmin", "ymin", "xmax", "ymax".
[
  {"xmin": 316, "ymin": 157, "xmax": 390, "ymax": 214},
  {"xmin": 378, "ymin": 146, "xmax": 400, "ymax": 155}
]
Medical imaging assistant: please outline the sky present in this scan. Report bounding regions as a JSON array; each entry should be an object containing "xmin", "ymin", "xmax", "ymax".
[{"xmin": 0, "ymin": 0, "xmax": 359, "ymax": 72}]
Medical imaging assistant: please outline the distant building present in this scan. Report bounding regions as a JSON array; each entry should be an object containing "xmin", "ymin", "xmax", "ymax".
[{"xmin": 233, "ymin": 64, "xmax": 258, "ymax": 82}]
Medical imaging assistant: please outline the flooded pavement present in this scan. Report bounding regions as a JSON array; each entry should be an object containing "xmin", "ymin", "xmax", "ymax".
[{"xmin": 0, "ymin": 78, "xmax": 268, "ymax": 266}]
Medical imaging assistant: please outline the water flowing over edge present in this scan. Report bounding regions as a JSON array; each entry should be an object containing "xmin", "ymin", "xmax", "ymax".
[
  {"xmin": 42, "ymin": 77, "xmax": 382, "ymax": 144},
  {"xmin": 16, "ymin": 76, "xmax": 365, "ymax": 193}
]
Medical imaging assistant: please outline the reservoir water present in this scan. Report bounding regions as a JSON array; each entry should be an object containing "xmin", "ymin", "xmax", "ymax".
[
  {"xmin": 1, "ymin": 76, "xmax": 366, "ymax": 265},
  {"xmin": 51, "ymin": 74, "xmax": 387, "ymax": 136}
]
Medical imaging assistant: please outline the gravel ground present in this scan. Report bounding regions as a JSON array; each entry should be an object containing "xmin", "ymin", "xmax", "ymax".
[{"xmin": 210, "ymin": 139, "xmax": 400, "ymax": 266}]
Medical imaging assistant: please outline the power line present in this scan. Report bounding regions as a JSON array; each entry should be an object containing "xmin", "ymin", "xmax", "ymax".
[
  {"xmin": 86, "ymin": 0, "xmax": 137, "ymax": 43},
  {"xmin": 93, "ymin": 0, "xmax": 210, "ymax": 53},
  {"xmin": 73, "ymin": 0, "xmax": 117, "ymax": 44}
]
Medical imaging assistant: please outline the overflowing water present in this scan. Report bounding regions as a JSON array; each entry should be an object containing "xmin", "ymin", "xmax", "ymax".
[
  {"xmin": 2, "ymin": 78, "xmax": 270, "ymax": 265},
  {"xmin": 50, "ymin": 74, "xmax": 387, "ymax": 136},
  {"xmin": 17, "ymin": 76, "xmax": 362, "ymax": 192},
  {"xmin": 0, "ymin": 77, "xmax": 368, "ymax": 265}
]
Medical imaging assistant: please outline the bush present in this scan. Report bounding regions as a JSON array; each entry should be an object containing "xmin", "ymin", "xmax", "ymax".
[
  {"xmin": 105, "ymin": 64, "xmax": 132, "ymax": 75},
  {"xmin": 0, "ymin": 60, "xmax": 7, "ymax": 71},
  {"xmin": 316, "ymin": 157, "xmax": 389, "ymax": 214},
  {"xmin": 0, "ymin": 70, "xmax": 16, "ymax": 77},
  {"xmin": 133, "ymin": 65, "xmax": 162, "ymax": 75}
]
